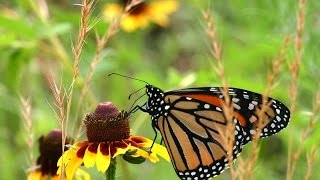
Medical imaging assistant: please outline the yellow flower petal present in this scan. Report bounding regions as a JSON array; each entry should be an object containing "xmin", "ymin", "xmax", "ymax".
[
  {"xmin": 40, "ymin": 175, "xmax": 48, "ymax": 180},
  {"xmin": 83, "ymin": 144, "xmax": 98, "ymax": 168},
  {"xmin": 65, "ymin": 156, "xmax": 83, "ymax": 179},
  {"xmin": 121, "ymin": 15, "xmax": 148, "ymax": 32},
  {"xmin": 56, "ymin": 142, "xmax": 91, "ymax": 180},
  {"xmin": 149, "ymin": 0, "xmax": 178, "ymax": 26},
  {"xmin": 50, "ymin": 175, "xmax": 60, "ymax": 180},
  {"xmin": 150, "ymin": 14, "xmax": 169, "ymax": 27},
  {"xmin": 130, "ymin": 147, "xmax": 149, "ymax": 157},
  {"xmin": 113, "ymin": 142, "xmax": 131, "ymax": 158},
  {"xmin": 96, "ymin": 143, "xmax": 111, "ymax": 172},
  {"xmin": 57, "ymin": 148, "xmax": 76, "ymax": 167},
  {"xmin": 149, "ymin": 143, "xmax": 171, "ymax": 162},
  {"xmin": 130, "ymin": 136, "xmax": 170, "ymax": 162},
  {"xmin": 27, "ymin": 171, "xmax": 41, "ymax": 180},
  {"xmin": 57, "ymin": 146, "xmax": 84, "ymax": 179},
  {"xmin": 104, "ymin": 3, "xmax": 123, "ymax": 20},
  {"xmin": 131, "ymin": 147, "xmax": 160, "ymax": 163}
]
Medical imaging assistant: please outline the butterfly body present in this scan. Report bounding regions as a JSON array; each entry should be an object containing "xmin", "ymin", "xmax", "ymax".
[{"xmin": 140, "ymin": 85, "xmax": 290, "ymax": 179}]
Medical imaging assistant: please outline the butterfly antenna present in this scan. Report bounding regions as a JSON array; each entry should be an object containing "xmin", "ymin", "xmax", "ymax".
[{"xmin": 108, "ymin": 73, "xmax": 149, "ymax": 84}]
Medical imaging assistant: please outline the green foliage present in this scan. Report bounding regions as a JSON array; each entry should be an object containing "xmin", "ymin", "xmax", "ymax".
[{"xmin": 0, "ymin": 0, "xmax": 319, "ymax": 179}]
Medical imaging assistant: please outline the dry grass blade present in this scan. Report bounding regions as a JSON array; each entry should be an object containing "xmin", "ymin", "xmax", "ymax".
[
  {"xmin": 20, "ymin": 97, "xmax": 35, "ymax": 167},
  {"xmin": 203, "ymin": 10, "xmax": 237, "ymax": 179},
  {"xmin": 288, "ymin": 0, "xmax": 305, "ymax": 113},
  {"xmin": 287, "ymin": 0, "xmax": 306, "ymax": 179},
  {"xmin": 47, "ymin": 75, "xmax": 67, "ymax": 177},
  {"xmin": 48, "ymin": 76, "xmax": 65, "ymax": 125},
  {"xmin": 241, "ymin": 36, "xmax": 290, "ymax": 179},
  {"xmin": 67, "ymin": 0, "xmax": 95, "ymax": 141},
  {"xmin": 71, "ymin": 0, "xmax": 94, "ymax": 81},
  {"xmin": 287, "ymin": 90, "xmax": 320, "ymax": 179},
  {"xmin": 203, "ymin": 11, "xmax": 222, "ymax": 61},
  {"xmin": 72, "ymin": 0, "xmax": 133, "ymax": 140},
  {"xmin": 305, "ymin": 145, "xmax": 317, "ymax": 180}
]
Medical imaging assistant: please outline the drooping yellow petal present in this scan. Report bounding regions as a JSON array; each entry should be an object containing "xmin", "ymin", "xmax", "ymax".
[
  {"xmin": 104, "ymin": 3, "xmax": 123, "ymax": 20},
  {"xmin": 57, "ymin": 148, "xmax": 76, "ymax": 167},
  {"xmin": 56, "ymin": 141, "xmax": 90, "ymax": 179},
  {"xmin": 83, "ymin": 146, "xmax": 97, "ymax": 168},
  {"xmin": 149, "ymin": 143, "xmax": 171, "ymax": 162},
  {"xmin": 57, "ymin": 150, "xmax": 83, "ymax": 180},
  {"xmin": 65, "ymin": 156, "xmax": 83, "ymax": 179},
  {"xmin": 96, "ymin": 143, "xmax": 111, "ymax": 172}
]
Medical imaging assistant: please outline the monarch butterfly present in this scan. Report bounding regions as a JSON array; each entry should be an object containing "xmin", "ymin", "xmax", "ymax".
[
  {"xmin": 108, "ymin": 73, "xmax": 290, "ymax": 179},
  {"xmin": 131, "ymin": 84, "xmax": 290, "ymax": 179}
]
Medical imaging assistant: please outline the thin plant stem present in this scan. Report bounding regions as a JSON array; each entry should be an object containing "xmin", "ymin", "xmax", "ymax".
[
  {"xmin": 286, "ymin": 0, "xmax": 306, "ymax": 179},
  {"xmin": 242, "ymin": 36, "xmax": 290, "ymax": 179},
  {"xmin": 67, "ymin": 0, "xmax": 94, "ymax": 144},
  {"xmin": 305, "ymin": 146, "xmax": 317, "ymax": 180},
  {"xmin": 105, "ymin": 158, "xmax": 117, "ymax": 180},
  {"xmin": 203, "ymin": 10, "xmax": 237, "ymax": 180},
  {"xmin": 72, "ymin": 0, "xmax": 138, "ymax": 140},
  {"xmin": 20, "ymin": 97, "xmax": 35, "ymax": 167},
  {"xmin": 288, "ymin": 90, "xmax": 320, "ymax": 179}
]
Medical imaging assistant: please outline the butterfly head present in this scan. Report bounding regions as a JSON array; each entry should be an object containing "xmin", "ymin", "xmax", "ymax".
[{"xmin": 145, "ymin": 85, "xmax": 165, "ymax": 118}]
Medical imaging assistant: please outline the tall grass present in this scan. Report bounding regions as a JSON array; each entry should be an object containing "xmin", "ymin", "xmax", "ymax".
[
  {"xmin": 203, "ymin": 0, "xmax": 319, "ymax": 179},
  {"xmin": 203, "ymin": 9, "xmax": 237, "ymax": 179},
  {"xmin": 16, "ymin": 0, "xmax": 319, "ymax": 179},
  {"xmin": 20, "ymin": 97, "xmax": 34, "ymax": 168}
]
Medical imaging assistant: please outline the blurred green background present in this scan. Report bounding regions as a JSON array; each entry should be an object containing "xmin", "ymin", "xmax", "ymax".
[{"xmin": 0, "ymin": 0, "xmax": 319, "ymax": 179}]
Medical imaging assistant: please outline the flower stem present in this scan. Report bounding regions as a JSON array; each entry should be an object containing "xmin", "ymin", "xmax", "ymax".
[{"xmin": 106, "ymin": 158, "xmax": 116, "ymax": 180}]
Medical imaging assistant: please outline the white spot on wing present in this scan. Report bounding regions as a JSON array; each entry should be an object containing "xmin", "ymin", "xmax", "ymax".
[
  {"xmin": 270, "ymin": 123, "xmax": 275, "ymax": 128},
  {"xmin": 233, "ymin": 103, "xmax": 241, "ymax": 110},
  {"xmin": 248, "ymin": 103, "xmax": 255, "ymax": 110},
  {"xmin": 251, "ymin": 101, "xmax": 258, "ymax": 105},
  {"xmin": 210, "ymin": 87, "xmax": 217, "ymax": 91},
  {"xmin": 232, "ymin": 98, "xmax": 240, "ymax": 103}
]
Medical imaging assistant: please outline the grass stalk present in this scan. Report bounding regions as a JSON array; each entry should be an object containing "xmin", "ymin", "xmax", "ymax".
[
  {"xmin": 203, "ymin": 10, "xmax": 237, "ymax": 180},
  {"xmin": 286, "ymin": 0, "xmax": 306, "ymax": 179},
  {"xmin": 20, "ymin": 97, "xmax": 35, "ymax": 167}
]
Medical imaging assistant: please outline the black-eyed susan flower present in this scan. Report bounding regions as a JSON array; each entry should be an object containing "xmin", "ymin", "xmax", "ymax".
[
  {"xmin": 27, "ymin": 130, "xmax": 89, "ymax": 180},
  {"xmin": 104, "ymin": 0, "xmax": 178, "ymax": 32},
  {"xmin": 57, "ymin": 102, "xmax": 169, "ymax": 179}
]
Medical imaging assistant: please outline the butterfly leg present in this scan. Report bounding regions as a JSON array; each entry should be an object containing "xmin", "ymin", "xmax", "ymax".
[
  {"xmin": 160, "ymin": 138, "xmax": 164, "ymax": 145},
  {"xmin": 148, "ymin": 123, "xmax": 158, "ymax": 153},
  {"xmin": 129, "ymin": 103, "xmax": 147, "ymax": 114}
]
